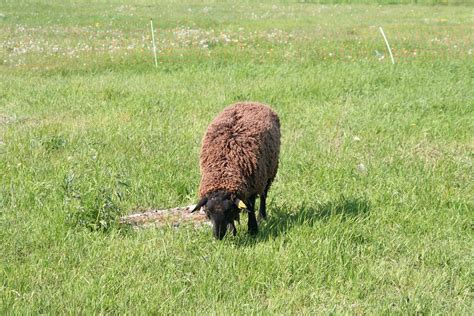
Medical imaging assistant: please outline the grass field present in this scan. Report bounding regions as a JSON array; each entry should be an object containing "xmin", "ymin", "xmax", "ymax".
[{"xmin": 1, "ymin": 0, "xmax": 473, "ymax": 313}]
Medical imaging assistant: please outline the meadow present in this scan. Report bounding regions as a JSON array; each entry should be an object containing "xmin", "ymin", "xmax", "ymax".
[{"xmin": 1, "ymin": 0, "xmax": 473, "ymax": 313}]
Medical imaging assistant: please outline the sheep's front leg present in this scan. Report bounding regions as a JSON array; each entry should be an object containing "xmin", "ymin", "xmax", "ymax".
[{"xmin": 247, "ymin": 195, "xmax": 258, "ymax": 235}]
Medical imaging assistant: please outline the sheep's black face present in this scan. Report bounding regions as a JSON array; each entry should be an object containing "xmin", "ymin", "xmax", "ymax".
[
  {"xmin": 192, "ymin": 191, "xmax": 241, "ymax": 240},
  {"xmin": 205, "ymin": 197, "xmax": 239, "ymax": 240}
]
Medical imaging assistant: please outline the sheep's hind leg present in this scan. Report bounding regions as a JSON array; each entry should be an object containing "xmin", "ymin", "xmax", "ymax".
[
  {"xmin": 259, "ymin": 193, "xmax": 267, "ymax": 220},
  {"xmin": 259, "ymin": 181, "xmax": 272, "ymax": 220},
  {"xmin": 247, "ymin": 195, "xmax": 258, "ymax": 235}
]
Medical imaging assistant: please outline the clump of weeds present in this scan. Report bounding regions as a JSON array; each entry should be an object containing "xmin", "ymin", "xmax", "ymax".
[{"xmin": 63, "ymin": 168, "xmax": 129, "ymax": 232}]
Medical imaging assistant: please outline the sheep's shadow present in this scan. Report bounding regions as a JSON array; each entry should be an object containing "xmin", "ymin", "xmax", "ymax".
[{"xmin": 232, "ymin": 196, "xmax": 370, "ymax": 246}]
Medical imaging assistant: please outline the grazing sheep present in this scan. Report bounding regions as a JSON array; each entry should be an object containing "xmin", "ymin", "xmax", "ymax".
[{"xmin": 191, "ymin": 102, "xmax": 281, "ymax": 239}]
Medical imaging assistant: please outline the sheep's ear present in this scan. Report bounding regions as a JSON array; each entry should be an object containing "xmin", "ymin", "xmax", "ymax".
[
  {"xmin": 191, "ymin": 197, "xmax": 207, "ymax": 213},
  {"xmin": 235, "ymin": 198, "xmax": 247, "ymax": 210}
]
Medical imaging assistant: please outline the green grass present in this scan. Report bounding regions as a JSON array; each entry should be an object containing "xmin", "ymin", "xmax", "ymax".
[{"xmin": 1, "ymin": 0, "xmax": 473, "ymax": 314}]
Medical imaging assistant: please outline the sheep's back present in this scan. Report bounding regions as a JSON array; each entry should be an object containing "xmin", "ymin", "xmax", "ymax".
[{"xmin": 199, "ymin": 102, "xmax": 280, "ymax": 200}]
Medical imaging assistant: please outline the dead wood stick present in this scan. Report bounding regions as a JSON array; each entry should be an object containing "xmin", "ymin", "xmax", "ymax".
[{"xmin": 120, "ymin": 204, "xmax": 210, "ymax": 229}]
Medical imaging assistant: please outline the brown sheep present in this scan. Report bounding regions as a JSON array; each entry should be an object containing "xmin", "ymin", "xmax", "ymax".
[{"xmin": 191, "ymin": 102, "xmax": 281, "ymax": 239}]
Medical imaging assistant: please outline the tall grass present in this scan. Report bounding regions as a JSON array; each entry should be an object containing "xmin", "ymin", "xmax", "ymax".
[{"xmin": 1, "ymin": 1, "xmax": 472, "ymax": 313}]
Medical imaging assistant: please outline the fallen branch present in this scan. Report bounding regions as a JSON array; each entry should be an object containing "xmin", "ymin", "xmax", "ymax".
[{"xmin": 120, "ymin": 205, "xmax": 210, "ymax": 229}]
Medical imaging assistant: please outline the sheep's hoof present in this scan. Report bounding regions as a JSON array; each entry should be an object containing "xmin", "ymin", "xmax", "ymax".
[{"xmin": 248, "ymin": 225, "xmax": 258, "ymax": 236}]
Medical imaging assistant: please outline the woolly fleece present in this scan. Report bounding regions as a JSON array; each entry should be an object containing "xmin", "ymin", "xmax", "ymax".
[{"xmin": 199, "ymin": 102, "xmax": 281, "ymax": 201}]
